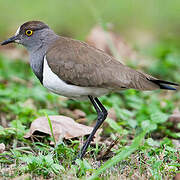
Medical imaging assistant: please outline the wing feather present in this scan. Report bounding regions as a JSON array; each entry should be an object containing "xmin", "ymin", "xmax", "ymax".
[{"xmin": 46, "ymin": 37, "xmax": 160, "ymax": 90}]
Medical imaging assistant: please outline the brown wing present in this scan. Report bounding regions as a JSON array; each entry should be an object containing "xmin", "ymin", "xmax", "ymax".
[{"xmin": 46, "ymin": 36, "xmax": 159, "ymax": 90}]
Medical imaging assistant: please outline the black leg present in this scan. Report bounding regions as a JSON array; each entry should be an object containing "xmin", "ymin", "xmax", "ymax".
[
  {"xmin": 95, "ymin": 97, "xmax": 107, "ymax": 113},
  {"xmin": 76, "ymin": 96, "xmax": 108, "ymax": 159}
]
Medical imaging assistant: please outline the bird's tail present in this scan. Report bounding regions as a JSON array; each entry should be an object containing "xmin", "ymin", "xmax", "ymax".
[{"xmin": 149, "ymin": 79, "xmax": 179, "ymax": 90}]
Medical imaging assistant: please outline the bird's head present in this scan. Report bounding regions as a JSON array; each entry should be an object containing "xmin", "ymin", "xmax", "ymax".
[{"xmin": 1, "ymin": 21, "xmax": 55, "ymax": 51}]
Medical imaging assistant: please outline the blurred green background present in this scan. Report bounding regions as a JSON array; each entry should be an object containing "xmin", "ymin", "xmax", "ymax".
[
  {"xmin": 0, "ymin": 0, "xmax": 180, "ymax": 40},
  {"xmin": 0, "ymin": 1, "xmax": 180, "ymax": 178}
]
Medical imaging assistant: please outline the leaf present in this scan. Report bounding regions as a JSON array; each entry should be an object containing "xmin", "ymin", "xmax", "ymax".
[
  {"xmin": 117, "ymin": 108, "xmax": 134, "ymax": 121},
  {"xmin": 106, "ymin": 118, "xmax": 123, "ymax": 134},
  {"xmin": 24, "ymin": 115, "xmax": 101, "ymax": 143},
  {"xmin": 146, "ymin": 138, "xmax": 160, "ymax": 147},
  {"xmin": 0, "ymin": 143, "xmax": 5, "ymax": 153},
  {"xmin": 141, "ymin": 120, "xmax": 157, "ymax": 131},
  {"xmin": 127, "ymin": 119, "xmax": 137, "ymax": 128},
  {"xmin": 150, "ymin": 112, "xmax": 168, "ymax": 124},
  {"xmin": 51, "ymin": 163, "xmax": 65, "ymax": 172}
]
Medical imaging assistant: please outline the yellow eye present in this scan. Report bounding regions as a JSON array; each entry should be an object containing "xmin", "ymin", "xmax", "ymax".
[{"xmin": 25, "ymin": 30, "xmax": 33, "ymax": 36}]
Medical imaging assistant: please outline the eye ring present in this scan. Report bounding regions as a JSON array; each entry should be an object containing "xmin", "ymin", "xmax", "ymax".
[{"xmin": 25, "ymin": 30, "xmax": 33, "ymax": 36}]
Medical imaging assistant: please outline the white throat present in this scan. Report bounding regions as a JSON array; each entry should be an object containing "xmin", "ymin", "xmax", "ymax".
[
  {"xmin": 15, "ymin": 26, "xmax": 21, "ymax": 36},
  {"xmin": 14, "ymin": 26, "xmax": 21, "ymax": 43}
]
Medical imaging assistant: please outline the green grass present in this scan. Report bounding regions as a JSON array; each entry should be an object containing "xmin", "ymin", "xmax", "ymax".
[{"xmin": 0, "ymin": 38, "xmax": 179, "ymax": 179}]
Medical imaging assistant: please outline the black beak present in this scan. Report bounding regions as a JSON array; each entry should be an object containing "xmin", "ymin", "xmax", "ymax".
[{"xmin": 1, "ymin": 35, "xmax": 19, "ymax": 45}]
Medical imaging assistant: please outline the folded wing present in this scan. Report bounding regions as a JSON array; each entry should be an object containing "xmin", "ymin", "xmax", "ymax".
[{"xmin": 46, "ymin": 37, "xmax": 178, "ymax": 91}]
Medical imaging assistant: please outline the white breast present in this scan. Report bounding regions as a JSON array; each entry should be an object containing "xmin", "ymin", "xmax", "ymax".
[{"xmin": 42, "ymin": 57, "xmax": 109, "ymax": 99}]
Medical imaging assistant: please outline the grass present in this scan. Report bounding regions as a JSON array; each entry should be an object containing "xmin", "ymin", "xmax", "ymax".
[
  {"xmin": 88, "ymin": 129, "xmax": 147, "ymax": 180},
  {"xmin": 0, "ymin": 37, "xmax": 179, "ymax": 179},
  {"xmin": 45, "ymin": 113, "xmax": 56, "ymax": 146}
]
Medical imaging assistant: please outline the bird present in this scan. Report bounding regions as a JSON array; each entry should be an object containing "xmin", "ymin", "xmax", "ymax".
[{"xmin": 1, "ymin": 21, "xmax": 179, "ymax": 159}]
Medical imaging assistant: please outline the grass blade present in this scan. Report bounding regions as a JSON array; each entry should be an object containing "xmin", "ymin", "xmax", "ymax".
[
  {"xmin": 88, "ymin": 129, "xmax": 147, "ymax": 180},
  {"xmin": 45, "ymin": 113, "xmax": 56, "ymax": 146}
]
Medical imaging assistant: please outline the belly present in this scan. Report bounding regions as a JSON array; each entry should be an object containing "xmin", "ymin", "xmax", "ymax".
[{"xmin": 42, "ymin": 58, "xmax": 109, "ymax": 99}]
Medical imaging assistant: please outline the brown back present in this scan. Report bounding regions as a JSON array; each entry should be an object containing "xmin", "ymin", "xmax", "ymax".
[{"xmin": 46, "ymin": 36, "xmax": 159, "ymax": 90}]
